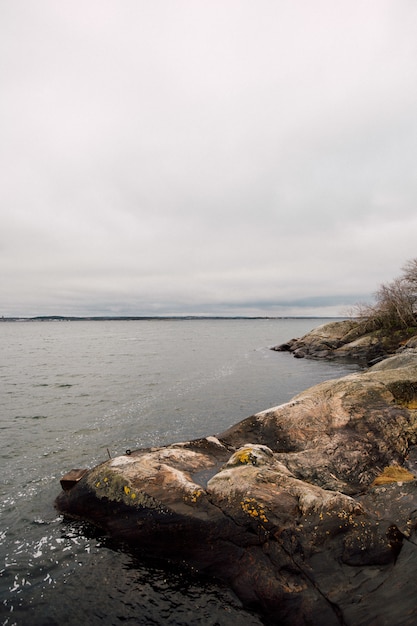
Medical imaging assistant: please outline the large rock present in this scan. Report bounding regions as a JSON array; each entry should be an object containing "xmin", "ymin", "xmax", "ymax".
[
  {"xmin": 272, "ymin": 319, "xmax": 360, "ymax": 359},
  {"xmin": 272, "ymin": 319, "xmax": 417, "ymax": 364},
  {"xmin": 56, "ymin": 351, "xmax": 417, "ymax": 625}
]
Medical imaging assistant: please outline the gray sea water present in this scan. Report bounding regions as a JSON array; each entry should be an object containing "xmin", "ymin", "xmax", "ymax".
[{"xmin": 0, "ymin": 319, "xmax": 360, "ymax": 625}]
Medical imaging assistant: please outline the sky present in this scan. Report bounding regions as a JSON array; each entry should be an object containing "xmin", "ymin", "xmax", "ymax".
[{"xmin": 1, "ymin": 0, "xmax": 417, "ymax": 318}]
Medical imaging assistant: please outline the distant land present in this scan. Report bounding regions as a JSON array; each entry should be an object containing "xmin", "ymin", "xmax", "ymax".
[{"xmin": 1, "ymin": 315, "xmax": 342, "ymax": 322}]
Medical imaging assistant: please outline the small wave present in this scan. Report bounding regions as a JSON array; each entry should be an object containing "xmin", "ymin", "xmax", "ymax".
[
  {"xmin": 14, "ymin": 415, "xmax": 48, "ymax": 420},
  {"xmin": 32, "ymin": 516, "xmax": 63, "ymax": 527}
]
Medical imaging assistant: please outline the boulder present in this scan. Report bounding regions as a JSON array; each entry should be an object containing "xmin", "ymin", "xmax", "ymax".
[{"xmin": 56, "ymin": 353, "xmax": 417, "ymax": 625}]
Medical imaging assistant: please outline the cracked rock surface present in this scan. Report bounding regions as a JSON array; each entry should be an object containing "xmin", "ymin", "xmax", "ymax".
[{"xmin": 56, "ymin": 352, "xmax": 417, "ymax": 625}]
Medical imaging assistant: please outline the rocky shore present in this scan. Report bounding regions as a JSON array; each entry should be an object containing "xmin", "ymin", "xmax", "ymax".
[
  {"xmin": 271, "ymin": 318, "xmax": 417, "ymax": 365},
  {"xmin": 56, "ymin": 321, "xmax": 417, "ymax": 625}
]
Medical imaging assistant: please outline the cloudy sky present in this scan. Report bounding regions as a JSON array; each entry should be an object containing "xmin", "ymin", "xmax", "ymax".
[{"xmin": 1, "ymin": 1, "xmax": 417, "ymax": 317}]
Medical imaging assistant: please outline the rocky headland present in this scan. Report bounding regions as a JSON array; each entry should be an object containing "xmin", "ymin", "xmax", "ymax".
[
  {"xmin": 56, "ymin": 320, "xmax": 417, "ymax": 626},
  {"xmin": 272, "ymin": 318, "xmax": 417, "ymax": 365}
]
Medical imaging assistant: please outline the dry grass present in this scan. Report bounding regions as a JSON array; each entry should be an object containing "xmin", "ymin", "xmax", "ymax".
[{"xmin": 372, "ymin": 465, "xmax": 415, "ymax": 486}]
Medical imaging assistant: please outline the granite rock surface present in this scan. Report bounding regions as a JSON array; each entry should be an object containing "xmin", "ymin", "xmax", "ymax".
[{"xmin": 56, "ymin": 350, "xmax": 417, "ymax": 625}]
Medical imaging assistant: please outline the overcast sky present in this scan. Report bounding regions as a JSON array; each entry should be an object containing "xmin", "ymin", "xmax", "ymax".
[{"xmin": 1, "ymin": 1, "xmax": 417, "ymax": 317}]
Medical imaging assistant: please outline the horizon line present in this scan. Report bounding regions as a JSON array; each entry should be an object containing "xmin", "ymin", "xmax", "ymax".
[{"xmin": 1, "ymin": 314, "xmax": 348, "ymax": 322}]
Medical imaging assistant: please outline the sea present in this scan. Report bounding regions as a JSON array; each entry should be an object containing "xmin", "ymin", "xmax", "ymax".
[{"xmin": 0, "ymin": 318, "xmax": 360, "ymax": 626}]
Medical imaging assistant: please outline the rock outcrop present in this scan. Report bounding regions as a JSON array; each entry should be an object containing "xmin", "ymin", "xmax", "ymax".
[
  {"xmin": 56, "ymin": 351, "xmax": 417, "ymax": 626},
  {"xmin": 272, "ymin": 319, "xmax": 417, "ymax": 364}
]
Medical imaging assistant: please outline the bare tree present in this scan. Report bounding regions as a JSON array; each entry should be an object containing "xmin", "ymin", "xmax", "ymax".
[
  {"xmin": 374, "ymin": 277, "xmax": 416, "ymax": 329},
  {"xmin": 355, "ymin": 258, "xmax": 417, "ymax": 330},
  {"xmin": 402, "ymin": 258, "xmax": 417, "ymax": 288}
]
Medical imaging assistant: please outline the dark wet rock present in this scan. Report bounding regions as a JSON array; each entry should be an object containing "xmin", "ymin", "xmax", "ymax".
[{"xmin": 56, "ymin": 353, "xmax": 417, "ymax": 625}]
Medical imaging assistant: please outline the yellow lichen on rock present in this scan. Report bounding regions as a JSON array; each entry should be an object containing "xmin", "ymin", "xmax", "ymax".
[
  {"xmin": 87, "ymin": 466, "xmax": 157, "ymax": 509},
  {"xmin": 190, "ymin": 489, "xmax": 203, "ymax": 503},
  {"xmin": 184, "ymin": 488, "xmax": 204, "ymax": 505},
  {"xmin": 236, "ymin": 448, "xmax": 257, "ymax": 465},
  {"xmin": 241, "ymin": 497, "xmax": 268, "ymax": 524},
  {"xmin": 226, "ymin": 444, "xmax": 274, "ymax": 468}
]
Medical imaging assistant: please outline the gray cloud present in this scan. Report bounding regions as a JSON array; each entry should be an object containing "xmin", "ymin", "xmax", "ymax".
[{"xmin": 1, "ymin": 1, "xmax": 417, "ymax": 317}]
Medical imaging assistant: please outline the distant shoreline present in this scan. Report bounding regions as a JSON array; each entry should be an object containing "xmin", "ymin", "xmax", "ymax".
[{"xmin": 1, "ymin": 315, "xmax": 344, "ymax": 323}]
